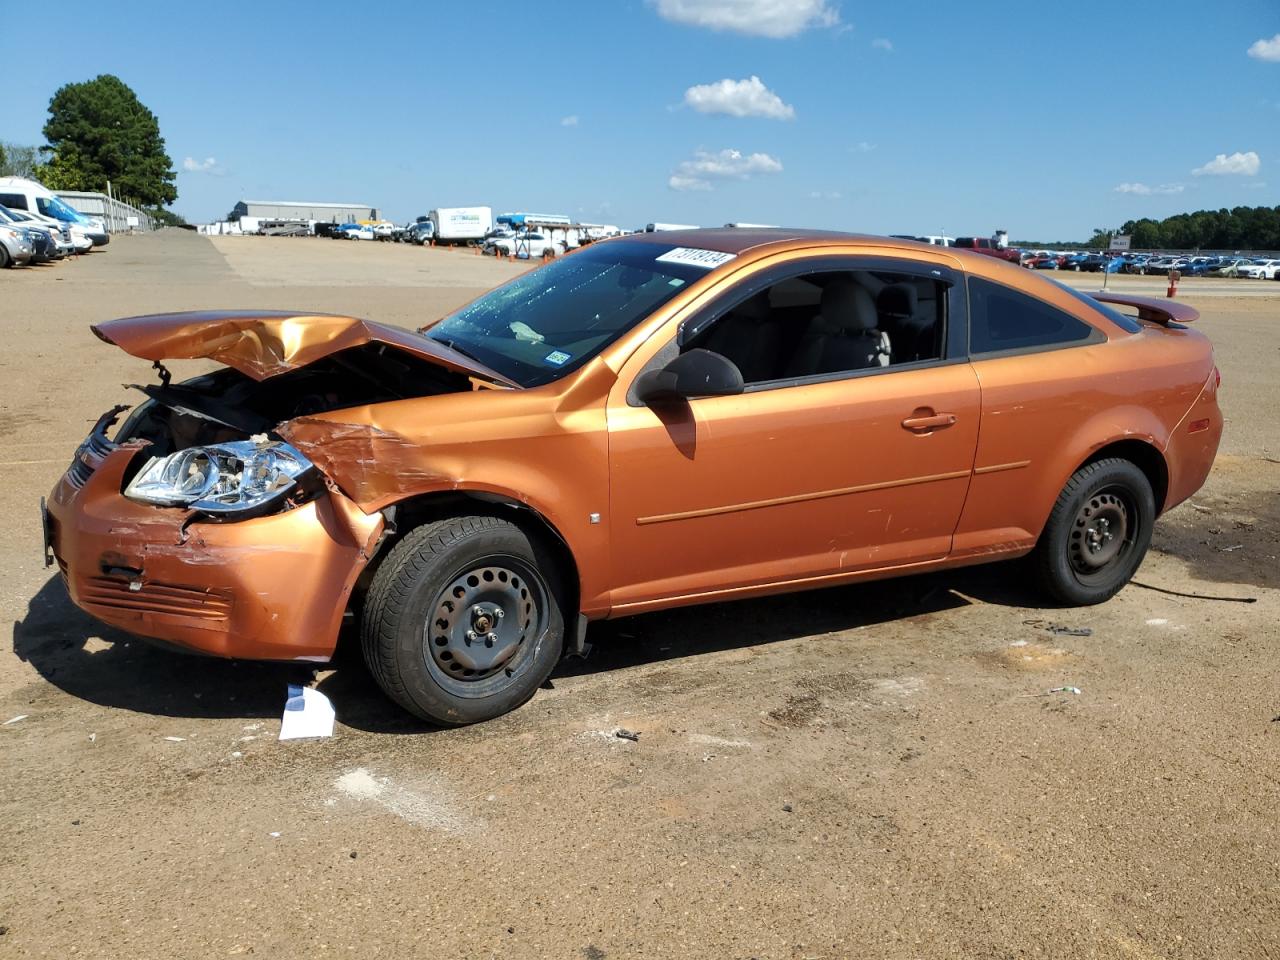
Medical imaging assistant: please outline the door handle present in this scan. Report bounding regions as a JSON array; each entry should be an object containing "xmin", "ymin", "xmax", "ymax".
[{"xmin": 901, "ymin": 412, "xmax": 957, "ymax": 432}]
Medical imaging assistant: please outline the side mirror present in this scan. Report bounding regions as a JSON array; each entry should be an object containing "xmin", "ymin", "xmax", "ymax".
[{"xmin": 633, "ymin": 348, "xmax": 745, "ymax": 405}]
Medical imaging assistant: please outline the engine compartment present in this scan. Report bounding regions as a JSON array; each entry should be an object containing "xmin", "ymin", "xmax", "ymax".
[{"xmin": 114, "ymin": 342, "xmax": 476, "ymax": 457}]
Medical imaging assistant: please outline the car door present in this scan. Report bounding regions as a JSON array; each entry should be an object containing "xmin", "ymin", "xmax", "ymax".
[{"xmin": 604, "ymin": 253, "xmax": 981, "ymax": 612}]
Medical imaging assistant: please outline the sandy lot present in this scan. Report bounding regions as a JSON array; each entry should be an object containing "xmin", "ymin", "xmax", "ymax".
[{"xmin": 1, "ymin": 232, "xmax": 1278, "ymax": 960}]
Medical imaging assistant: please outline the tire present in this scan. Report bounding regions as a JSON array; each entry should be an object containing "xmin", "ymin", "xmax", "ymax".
[
  {"xmin": 361, "ymin": 516, "xmax": 566, "ymax": 725},
  {"xmin": 0, "ymin": 244, "xmax": 10, "ymax": 268},
  {"xmin": 1032, "ymin": 458, "xmax": 1155, "ymax": 606}
]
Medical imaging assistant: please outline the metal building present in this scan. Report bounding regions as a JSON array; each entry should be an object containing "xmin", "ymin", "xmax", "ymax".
[{"xmin": 232, "ymin": 200, "xmax": 379, "ymax": 223}]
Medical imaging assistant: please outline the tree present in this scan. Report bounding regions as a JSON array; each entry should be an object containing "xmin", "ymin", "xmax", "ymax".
[
  {"xmin": 0, "ymin": 141, "xmax": 41, "ymax": 178},
  {"xmin": 1086, "ymin": 227, "xmax": 1114, "ymax": 249},
  {"xmin": 38, "ymin": 74, "xmax": 176, "ymax": 207}
]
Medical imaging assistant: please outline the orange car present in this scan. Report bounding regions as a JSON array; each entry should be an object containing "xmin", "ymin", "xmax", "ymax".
[{"xmin": 44, "ymin": 230, "xmax": 1221, "ymax": 725}]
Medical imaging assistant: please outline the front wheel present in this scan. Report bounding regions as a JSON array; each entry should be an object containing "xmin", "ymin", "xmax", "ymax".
[
  {"xmin": 1032, "ymin": 458, "xmax": 1155, "ymax": 606},
  {"xmin": 361, "ymin": 516, "xmax": 566, "ymax": 725}
]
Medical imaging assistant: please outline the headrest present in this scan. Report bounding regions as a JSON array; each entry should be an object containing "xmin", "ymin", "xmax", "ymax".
[
  {"xmin": 820, "ymin": 279, "xmax": 877, "ymax": 333},
  {"xmin": 877, "ymin": 284, "xmax": 917, "ymax": 318}
]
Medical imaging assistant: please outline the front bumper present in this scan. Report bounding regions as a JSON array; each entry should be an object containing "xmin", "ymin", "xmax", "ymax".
[
  {"xmin": 45, "ymin": 431, "xmax": 384, "ymax": 661},
  {"xmin": 87, "ymin": 231, "xmax": 110, "ymax": 246}
]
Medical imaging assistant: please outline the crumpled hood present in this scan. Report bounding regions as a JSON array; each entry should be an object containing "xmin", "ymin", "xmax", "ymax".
[{"xmin": 92, "ymin": 310, "xmax": 515, "ymax": 385}]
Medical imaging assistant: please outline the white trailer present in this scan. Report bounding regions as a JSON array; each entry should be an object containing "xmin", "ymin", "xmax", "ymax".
[
  {"xmin": 645, "ymin": 222, "xmax": 700, "ymax": 232},
  {"xmin": 429, "ymin": 206, "xmax": 493, "ymax": 245}
]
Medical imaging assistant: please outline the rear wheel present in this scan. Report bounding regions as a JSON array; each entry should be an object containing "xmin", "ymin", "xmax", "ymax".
[
  {"xmin": 0, "ymin": 245, "xmax": 10, "ymax": 268},
  {"xmin": 361, "ymin": 516, "xmax": 565, "ymax": 725},
  {"xmin": 1033, "ymin": 458, "xmax": 1155, "ymax": 606}
]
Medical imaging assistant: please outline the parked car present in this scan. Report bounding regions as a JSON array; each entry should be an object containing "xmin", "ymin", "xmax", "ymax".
[
  {"xmin": 0, "ymin": 223, "xmax": 34, "ymax": 267},
  {"xmin": 952, "ymin": 236, "xmax": 1022, "ymax": 263},
  {"xmin": 1206, "ymin": 257, "xmax": 1253, "ymax": 278},
  {"xmin": 1123, "ymin": 255, "xmax": 1153, "ymax": 274},
  {"xmin": 406, "ymin": 221, "xmax": 436, "ymax": 245},
  {"xmin": 45, "ymin": 229, "xmax": 1222, "ymax": 725},
  {"xmin": 0, "ymin": 204, "xmax": 67, "ymax": 260},
  {"xmin": 0, "ymin": 176, "xmax": 107, "ymax": 248},
  {"xmin": 1027, "ymin": 251, "xmax": 1061, "ymax": 270},
  {"xmin": 343, "ymin": 225, "xmax": 376, "ymax": 241},
  {"xmin": 2, "ymin": 205, "xmax": 81, "ymax": 255},
  {"xmin": 1074, "ymin": 254, "xmax": 1109, "ymax": 273},
  {"xmin": 1239, "ymin": 258, "xmax": 1280, "ymax": 280},
  {"xmin": 484, "ymin": 231, "xmax": 558, "ymax": 258}
]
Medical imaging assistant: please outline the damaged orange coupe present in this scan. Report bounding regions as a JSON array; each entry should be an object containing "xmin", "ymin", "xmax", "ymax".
[{"xmin": 44, "ymin": 230, "xmax": 1222, "ymax": 724}]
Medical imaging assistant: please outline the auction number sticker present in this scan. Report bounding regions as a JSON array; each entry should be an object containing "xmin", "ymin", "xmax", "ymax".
[
  {"xmin": 544, "ymin": 350, "xmax": 572, "ymax": 366},
  {"xmin": 655, "ymin": 247, "xmax": 737, "ymax": 269}
]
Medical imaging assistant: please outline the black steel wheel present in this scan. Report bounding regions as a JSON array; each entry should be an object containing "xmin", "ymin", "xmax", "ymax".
[
  {"xmin": 361, "ymin": 516, "xmax": 565, "ymax": 725},
  {"xmin": 1033, "ymin": 458, "xmax": 1155, "ymax": 605}
]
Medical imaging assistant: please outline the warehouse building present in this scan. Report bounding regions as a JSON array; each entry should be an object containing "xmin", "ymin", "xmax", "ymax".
[{"xmin": 231, "ymin": 200, "xmax": 379, "ymax": 223}]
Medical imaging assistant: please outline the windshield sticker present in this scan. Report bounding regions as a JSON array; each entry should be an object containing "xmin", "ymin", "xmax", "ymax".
[
  {"xmin": 543, "ymin": 350, "xmax": 572, "ymax": 366},
  {"xmin": 655, "ymin": 247, "xmax": 737, "ymax": 269}
]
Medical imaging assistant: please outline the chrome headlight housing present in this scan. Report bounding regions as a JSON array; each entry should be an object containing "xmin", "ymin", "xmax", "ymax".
[{"xmin": 124, "ymin": 440, "xmax": 314, "ymax": 514}]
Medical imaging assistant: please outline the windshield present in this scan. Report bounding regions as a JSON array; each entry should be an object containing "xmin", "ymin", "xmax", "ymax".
[
  {"xmin": 425, "ymin": 241, "xmax": 713, "ymax": 387},
  {"xmin": 36, "ymin": 195, "xmax": 84, "ymax": 222}
]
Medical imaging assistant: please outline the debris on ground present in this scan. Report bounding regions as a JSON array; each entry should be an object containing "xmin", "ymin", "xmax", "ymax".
[
  {"xmin": 1220, "ymin": 544, "xmax": 1244, "ymax": 552},
  {"xmin": 1131, "ymin": 581, "xmax": 1257, "ymax": 603},
  {"xmin": 1049, "ymin": 686, "xmax": 1083, "ymax": 695},
  {"xmin": 162, "ymin": 736, "xmax": 186, "ymax": 742},
  {"xmin": 1023, "ymin": 619, "xmax": 1093, "ymax": 637},
  {"xmin": 3, "ymin": 715, "xmax": 28, "ymax": 725},
  {"xmin": 278, "ymin": 684, "xmax": 336, "ymax": 740},
  {"xmin": 614, "ymin": 728, "xmax": 640, "ymax": 742},
  {"xmin": 782, "ymin": 803, "xmax": 793, "ymax": 813}
]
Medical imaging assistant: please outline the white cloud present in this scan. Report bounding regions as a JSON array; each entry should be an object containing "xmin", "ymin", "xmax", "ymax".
[
  {"xmin": 651, "ymin": 0, "xmax": 839, "ymax": 38},
  {"xmin": 683, "ymin": 76, "xmax": 795, "ymax": 120},
  {"xmin": 1113, "ymin": 182, "xmax": 1185, "ymax": 196},
  {"xmin": 669, "ymin": 148, "xmax": 783, "ymax": 191},
  {"xmin": 560, "ymin": 115, "xmax": 579, "ymax": 127},
  {"xmin": 1192, "ymin": 151, "xmax": 1261, "ymax": 176},
  {"xmin": 182, "ymin": 156, "xmax": 223, "ymax": 175},
  {"xmin": 849, "ymin": 141, "xmax": 876, "ymax": 153},
  {"xmin": 871, "ymin": 37, "xmax": 893, "ymax": 52},
  {"xmin": 1247, "ymin": 33, "xmax": 1280, "ymax": 62},
  {"xmin": 808, "ymin": 190, "xmax": 842, "ymax": 200}
]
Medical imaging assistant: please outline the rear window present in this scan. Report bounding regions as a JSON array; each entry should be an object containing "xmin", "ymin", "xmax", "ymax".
[
  {"xmin": 1049, "ymin": 281, "xmax": 1143, "ymax": 333},
  {"xmin": 968, "ymin": 277, "xmax": 1098, "ymax": 354},
  {"xmin": 0, "ymin": 193, "xmax": 27, "ymax": 211}
]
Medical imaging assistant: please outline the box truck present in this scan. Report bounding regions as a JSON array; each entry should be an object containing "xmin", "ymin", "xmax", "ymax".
[{"xmin": 429, "ymin": 206, "xmax": 493, "ymax": 245}]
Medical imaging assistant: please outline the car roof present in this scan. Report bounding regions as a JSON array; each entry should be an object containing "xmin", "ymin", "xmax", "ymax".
[{"xmin": 620, "ymin": 227, "xmax": 909, "ymax": 256}]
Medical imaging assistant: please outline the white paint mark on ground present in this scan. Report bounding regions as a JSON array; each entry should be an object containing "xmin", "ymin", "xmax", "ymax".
[
  {"xmin": 334, "ymin": 768, "xmax": 466, "ymax": 832},
  {"xmin": 870, "ymin": 677, "xmax": 925, "ymax": 697},
  {"xmin": 687, "ymin": 733, "xmax": 753, "ymax": 750},
  {"xmin": 1146, "ymin": 618, "xmax": 1169, "ymax": 626}
]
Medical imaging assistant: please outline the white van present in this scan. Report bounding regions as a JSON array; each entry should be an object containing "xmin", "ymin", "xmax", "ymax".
[{"xmin": 0, "ymin": 177, "xmax": 108, "ymax": 249}]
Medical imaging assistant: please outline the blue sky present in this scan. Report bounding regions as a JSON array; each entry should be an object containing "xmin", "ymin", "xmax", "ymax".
[{"xmin": 4, "ymin": 1, "xmax": 1277, "ymax": 238}]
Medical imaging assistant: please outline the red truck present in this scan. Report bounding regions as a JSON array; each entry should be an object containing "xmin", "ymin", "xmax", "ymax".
[{"xmin": 952, "ymin": 236, "xmax": 1022, "ymax": 264}]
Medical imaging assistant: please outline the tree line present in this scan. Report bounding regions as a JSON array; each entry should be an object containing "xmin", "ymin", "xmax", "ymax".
[{"xmin": 1088, "ymin": 205, "xmax": 1280, "ymax": 252}]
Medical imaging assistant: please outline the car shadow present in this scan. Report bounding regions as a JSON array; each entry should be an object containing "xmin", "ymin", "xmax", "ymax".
[{"xmin": 13, "ymin": 561, "xmax": 1040, "ymax": 734}]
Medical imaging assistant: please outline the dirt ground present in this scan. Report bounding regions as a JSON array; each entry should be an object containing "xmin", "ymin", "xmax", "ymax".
[{"xmin": 1, "ymin": 232, "xmax": 1277, "ymax": 960}]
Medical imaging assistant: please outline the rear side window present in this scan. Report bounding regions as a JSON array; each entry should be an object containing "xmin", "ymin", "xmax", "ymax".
[
  {"xmin": 0, "ymin": 193, "xmax": 27, "ymax": 210},
  {"xmin": 968, "ymin": 277, "xmax": 1097, "ymax": 355}
]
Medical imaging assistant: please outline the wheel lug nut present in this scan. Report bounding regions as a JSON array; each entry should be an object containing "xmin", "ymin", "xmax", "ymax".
[
  {"xmin": 495, "ymin": 609, "xmax": 504, "ymax": 619},
  {"xmin": 486, "ymin": 632, "xmax": 498, "ymax": 645},
  {"xmin": 466, "ymin": 630, "xmax": 477, "ymax": 642}
]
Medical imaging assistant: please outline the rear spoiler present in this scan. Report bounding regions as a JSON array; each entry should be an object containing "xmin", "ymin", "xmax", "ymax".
[{"xmin": 1089, "ymin": 291, "xmax": 1199, "ymax": 325}]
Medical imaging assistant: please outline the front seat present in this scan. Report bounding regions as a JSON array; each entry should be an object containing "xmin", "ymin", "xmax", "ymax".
[
  {"xmin": 701, "ymin": 291, "xmax": 782, "ymax": 383},
  {"xmin": 876, "ymin": 283, "xmax": 930, "ymax": 363},
  {"xmin": 785, "ymin": 279, "xmax": 890, "ymax": 377}
]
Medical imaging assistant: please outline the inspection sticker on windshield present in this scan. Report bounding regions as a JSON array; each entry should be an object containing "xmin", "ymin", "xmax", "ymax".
[
  {"xmin": 655, "ymin": 247, "xmax": 736, "ymax": 269},
  {"xmin": 543, "ymin": 350, "xmax": 572, "ymax": 366}
]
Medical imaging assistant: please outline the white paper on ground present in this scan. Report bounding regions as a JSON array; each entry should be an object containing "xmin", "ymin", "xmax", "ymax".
[{"xmin": 278, "ymin": 684, "xmax": 335, "ymax": 740}]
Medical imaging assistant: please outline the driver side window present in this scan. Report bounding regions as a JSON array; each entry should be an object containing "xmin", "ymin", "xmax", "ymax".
[{"xmin": 682, "ymin": 267, "xmax": 947, "ymax": 387}]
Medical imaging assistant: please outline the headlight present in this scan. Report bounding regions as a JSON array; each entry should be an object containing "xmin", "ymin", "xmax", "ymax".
[{"xmin": 124, "ymin": 440, "xmax": 314, "ymax": 514}]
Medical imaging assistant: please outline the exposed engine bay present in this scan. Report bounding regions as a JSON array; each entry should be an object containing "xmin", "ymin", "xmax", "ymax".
[{"xmin": 114, "ymin": 342, "xmax": 476, "ymax": 458}]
